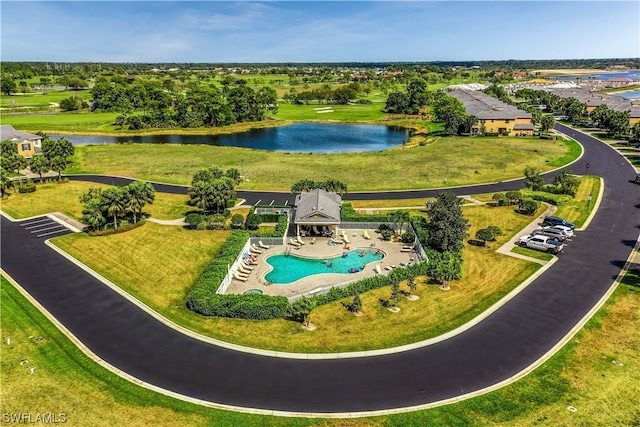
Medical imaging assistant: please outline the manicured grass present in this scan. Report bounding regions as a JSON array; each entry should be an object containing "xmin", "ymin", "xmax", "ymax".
[
  {"xmin": 0, "ymin": 181, "xmax": 190, "ymax": 222},
  {"xmin": 511, "ymin": 246, "xmax": 554, "ymax": 261},
  {"xmin": 51, "ymin": 204, "xmax": 542, "ymax": 353},
  {"xmin": 144, "ymin": 193, "xmax": 191, "ymax": 220},
  {"xmin": 5, "ymin": 112, "xmax": 121, "ymax": 133},
  {"xmin": 554, "ymin": 175, "xmax": 601, "ymax": 228},
  {"xmin": 67, "ymin": 135, "xmax": 575, "ymax": 191},
  {"xmin": 3, "ymin": 272, "xmax": 638, "ymax": 425},
  {"xmin": 53, "ymin": 223, "xmax": 231, "ymax": 313},
  {"xmin": 0, "ymin": 89, "xmax": 92, "ymax": 108},
  {"xmin": 0, "ymin": 181, "xmax": 107, "ymax": 220},
  {"xmin": 275, "ymin": 102, "xmax": 387, "ymax": 121}
]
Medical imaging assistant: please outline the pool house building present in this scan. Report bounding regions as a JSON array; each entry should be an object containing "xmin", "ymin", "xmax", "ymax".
[{"xmin": 293, "ymin": 189, "xmax": 343, "ymax": 237}]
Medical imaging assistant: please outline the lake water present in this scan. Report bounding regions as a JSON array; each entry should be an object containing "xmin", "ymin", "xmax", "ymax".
[
  {"xmin": 617, "ymin": 90, "xmax": 640, "ymax": 99},
  {"xmin": 553, "ymin": 69, "xmax": 640, "ymax": 81},
  {"xmin": 51, "ymin": 123, "xmax": 411, "ymax": 153}
]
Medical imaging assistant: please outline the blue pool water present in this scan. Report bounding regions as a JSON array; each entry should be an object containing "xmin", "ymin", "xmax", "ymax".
[{"xmin": 265, "ymin": 249, "xmax": 385, "ymax": 284}]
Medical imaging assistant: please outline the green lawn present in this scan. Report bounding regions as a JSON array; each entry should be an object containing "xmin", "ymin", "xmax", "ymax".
[
  {"xmin": 1, "ymin": 181, "xmax": 190, "ymax": 222},
  {"xmin": 511, "ymin": 246, "xmax": 554, "ymax": 261},
  {"xmin": 0, "ymin": 89, "xmax": 92, "ymax": 108},
  {"xmin": 553, "ymin": 175, "xmax": 601, "ymax": 228},
  {"xmin": 275, "ymin": 102, "xmax": 387, "ymax": 121},
  {"xmin": 66, "ymin": 136, "xmax": 578, "ymax": 191}
]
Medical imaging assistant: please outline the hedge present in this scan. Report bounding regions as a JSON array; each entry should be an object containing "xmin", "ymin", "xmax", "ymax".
[
  {"xmin": 308, "ymin": 261, "xmax": 430, "ymax": 307},
  {"xmin": 186, "ymin": 293, "xmax": 289, "ymax": 320},
  {"xmin": 341, "ymin": 202, "xmax": 391, "ymax": 222}
]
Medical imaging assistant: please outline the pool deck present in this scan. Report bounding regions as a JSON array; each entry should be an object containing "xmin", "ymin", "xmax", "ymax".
[{"xmin": 225, "ymin": 229, "xmax": 418, "ymax": 298}]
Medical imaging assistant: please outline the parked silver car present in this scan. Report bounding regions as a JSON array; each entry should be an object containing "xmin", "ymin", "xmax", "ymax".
[
  {"xmin": 545, "ymin": 225, "xmax": 574, "ymax": 238},
  {"xmin": 532, "ymin": 227, "xmax": 569, "ymax": 241}
]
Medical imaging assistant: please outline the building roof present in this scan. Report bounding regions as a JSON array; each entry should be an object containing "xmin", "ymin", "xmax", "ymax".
[
  {"xmin": 545, "ymin": 87, "xmax": 639, "ymax": 116},
  {"xmin": 294, "ymin": 189, "xmax": 342, "ymax": 224},
  {"xmin": 514, "ymin": 123, "xmax": 535, "ymax": 130},
  {"xmin": 448, "ymin": 89, "xmax": 532, "ymax": 120},
  {"xmin": 0, "ymin": 125, "xmax": 41, "ymax": 143}
]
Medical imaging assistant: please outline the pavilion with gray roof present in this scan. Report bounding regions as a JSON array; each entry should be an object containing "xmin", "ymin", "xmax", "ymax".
[{"xmin": 293, "ymin": 189, "xmax": 342, "ymax": 237}]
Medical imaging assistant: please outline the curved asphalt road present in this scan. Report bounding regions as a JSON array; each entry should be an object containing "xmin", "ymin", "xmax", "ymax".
[{"xmin": 2, "ymin": 125, "xmax": 639, "ymax": 414}]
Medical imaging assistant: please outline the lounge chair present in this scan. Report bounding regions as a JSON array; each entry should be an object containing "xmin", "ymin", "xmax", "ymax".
[
  {"xmin": 258, "ymin": 240, "xmax": 270, "ymax": 249},
  {"xmin": 289, "ymin": 239, "xmax": 301, "ymax": 247},
  {"xmin": 310, "ymin": 237, "xmax": 316, "ymax": 244},
  {"xmin": 375, "ymin": 264, "xmax": 383, "ymax": 274},
  {"xmin": 233, "ymin": 272, "xmax": 248, "ymax": 282},
  {"xmin": 238, "ymin": 264, "xmax": 253, "ymax": 274},
  {"xmin": 363, "ymin": 230, "xmax": 371, "ymax": 240},
  {"xmin": 250, "ymin": 245, "xmax": 263, "ymax": 254},
  {"xmin": 385, "ymin": 266, "xmax": 393, "ymax": 271},
  {"xmin": 296, "ymin": 235, "xmax": 305, "ymax": 245}
]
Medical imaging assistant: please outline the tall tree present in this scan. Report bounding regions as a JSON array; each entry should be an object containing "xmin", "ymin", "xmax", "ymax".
[
  {"xmin": 49, "ymin": 156, "xmax": 67, "ymax": 179},
  {"xmin": 29, "ymin": 155, "xmax": 49, "ymax": 182},
  {"xmin": 425, "ymin": 191, "xmax": 469, "ymax": 253},
  {"xmin": 539, "ymin": 115, "xmax": 555, "ymax": 133},
  {"xmin": 126, "ymin": 181, "xmax": 155, "ymax": 223},
  {"xmin": 101, "ymin": 187, "xmax": 126, "ymax": 230}
]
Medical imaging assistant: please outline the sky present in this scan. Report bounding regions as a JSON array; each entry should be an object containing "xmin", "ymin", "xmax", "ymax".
[{"xmin": 1, "ymin": 1, "xmax": 638, "ymax": 63}]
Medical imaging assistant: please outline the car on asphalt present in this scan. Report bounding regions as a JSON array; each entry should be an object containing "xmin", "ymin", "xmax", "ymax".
[
  {"xmin": 542, "ymin": 215, "xmax": 575, "ymax": 230},
  {"xmin": 517, "ymin": 235, "xmax": 564, "ymax": 254},
  {"xmin": 633, "ymin": 173, "xmax": 640, "ymax": 184},
  {"xmin": 545, "ymin": 224, "xmax": 574, "ymax": 238},
  {"xmin": 532, "ymin": 227, "xmax": 570, "ymax": 242}
]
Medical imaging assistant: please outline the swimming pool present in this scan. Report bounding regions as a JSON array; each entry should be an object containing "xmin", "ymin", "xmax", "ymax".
[{"xmin": 264, "ymin": 249, "xmax": 385, "ymax": 284}]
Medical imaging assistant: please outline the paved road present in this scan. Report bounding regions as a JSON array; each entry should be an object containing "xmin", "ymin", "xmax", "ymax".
[{"xmin": 2, "ymin": 126, "xmax": 638, "ymax": 414}]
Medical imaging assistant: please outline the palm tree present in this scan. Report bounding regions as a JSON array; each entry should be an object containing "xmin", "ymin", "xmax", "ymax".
[
  {"xmin": 127, "ymin": 181, "xmax": 155, "ymax": 223},
  {"xmin": 189, "ymin": 181, "xmax": 212, "ymax": 212},
  {"xmin": 81, "ymin": 200, "xmax": 106, "ymax": 231},
  {"xmin": 101, "ymin": 187, "xmax": 126, "ymax": 230},
  {"xmin": 389, "ymin": 210, "xmax": 410, "ymax": 235},
  {"xmin": 291, "ymin": 297, "xmax": 316, "ymax": 328},
  {"xmin": 49, "ymin": 156, "xmax": 67, "ymax": 180}
]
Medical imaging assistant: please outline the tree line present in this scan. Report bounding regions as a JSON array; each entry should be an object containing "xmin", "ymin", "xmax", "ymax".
[{"xmin": 90, "ymin": 77, "xmax": 278, "ymax": 130}]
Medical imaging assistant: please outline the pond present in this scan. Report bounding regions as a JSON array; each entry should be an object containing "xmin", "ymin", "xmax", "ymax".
[{"xmin": 51, "ymin": 123, "xmax": 411, "ymax": 153}]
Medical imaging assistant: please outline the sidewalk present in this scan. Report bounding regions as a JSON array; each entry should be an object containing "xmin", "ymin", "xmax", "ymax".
[{"xmin": 495, "ymin": 203, "xmax": 557, "ymax": 265}]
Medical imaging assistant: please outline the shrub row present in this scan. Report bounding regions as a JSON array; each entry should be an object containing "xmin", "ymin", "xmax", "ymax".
[
  {"xmin": 88, "ymin": 221, "xmax": 145, "ymax": 236},
  {"xmin": 17, "ymin": 181, "xmax": 36, "ymax": 193},
  {"xmin": 309, "ymin": 261, "xmax": 430, "ymax": 306},
  {"xmin": 186, "ymin": 293, "xmax": 289, "ymax": 320}
]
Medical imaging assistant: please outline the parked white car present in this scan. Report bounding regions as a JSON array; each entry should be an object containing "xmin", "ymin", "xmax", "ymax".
[
  {"xmin": 546, "ymin": 224, "xmax": 574, "ymax": 238},
  {"xmin": 532, "ymin": 227, "xmax": 569, "ymax": 242},
  {"xmin": 517, "ymin": 235, "xmax": 564, "ymax": 254}
]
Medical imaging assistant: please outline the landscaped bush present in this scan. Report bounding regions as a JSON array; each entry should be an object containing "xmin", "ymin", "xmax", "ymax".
[
  {"xmin": 517, "ymin": 199, "xmax": 540, "ymax": 215},
  {"xmin": 185, "ymin": 213, "xmax": 205, "ymax": 229},
  {"xmin": 492, "ymin": 193, "xmax": 509, "ymax": 206},
  {"xmin": 244, "ymin": 214, "xmax": 262, "ymax": 230},
  {"xmin": 401, "ymin": 231, "xmax": 415, "ymax": 244},
  {"xmin": 230, "ymin": 214, "xmax": 244, "ymax": 229},
  {"xmin": 18, "ymin": 181, "xmax": 36, "ymax": 193}
]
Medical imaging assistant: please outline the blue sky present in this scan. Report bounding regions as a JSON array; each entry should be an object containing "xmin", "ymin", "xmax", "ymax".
[{"xmin": 1, "ymin": 1, "xmax": 638, "ymax": 63}]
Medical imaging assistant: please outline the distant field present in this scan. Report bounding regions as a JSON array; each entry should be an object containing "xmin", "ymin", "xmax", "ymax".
[
  {"xmin": 0, "ymin": 89, "xmax": 92, "ymax": 108},
  {"xmin": 67, "ymin": 136, "xmax": 578, "ymax": 191}
]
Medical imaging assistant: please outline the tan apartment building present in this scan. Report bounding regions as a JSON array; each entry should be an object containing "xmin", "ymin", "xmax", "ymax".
[{"xmin": 448, "ymin": 89, "xmax": 535, "ymax": 136}]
